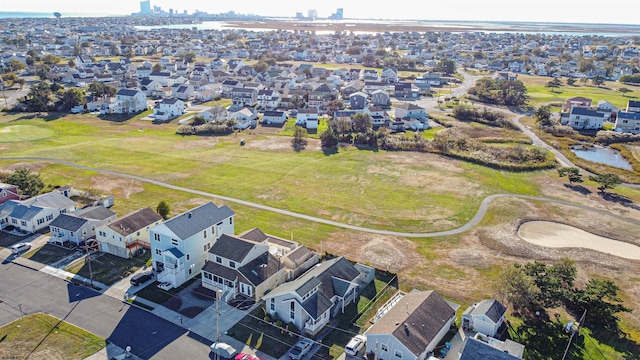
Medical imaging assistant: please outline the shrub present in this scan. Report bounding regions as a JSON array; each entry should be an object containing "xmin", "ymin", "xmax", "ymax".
[{"xmin": 264, "ymin": 315, "xmax": 271, "ymax": 322}]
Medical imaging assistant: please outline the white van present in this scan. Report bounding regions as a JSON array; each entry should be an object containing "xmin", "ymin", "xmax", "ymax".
[
  {"xmin": 210, "ymin": 342, "xmax": 237, "ymax": 359},
  {"xmin": 11, "ymin": 242, "xmax": 31, "ymax": 255}
]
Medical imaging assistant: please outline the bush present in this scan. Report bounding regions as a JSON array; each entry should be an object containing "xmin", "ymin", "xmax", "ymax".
[
  {"xmin": 264, "ymin": 315, "xmax": 271, "ymax": 322},
  {"xmin": 595, "ymin": 131, "xmax": 640, "ymax": 145},
  {"xmin": 176, "ymin": 121, "xmax": 235, "ymax": 136},
  {"xmin": 275, "ymin": 320, "xmax": 283, "ymax": 327}
]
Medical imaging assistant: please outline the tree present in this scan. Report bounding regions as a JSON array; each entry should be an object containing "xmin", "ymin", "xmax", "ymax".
[
  {"xmin": 291, "ymin": 126, "xmax": 308, "ymax": 152},
  {"xmin": 523, "ymin": 259, "xmax": 576, "ymax": 308},
  {"xmin": 558, "ymin": 167, "xmax": 583, "ymax": 185},
  {"xmin": 578, "ymin": 59, "xmax": 595, "ymax": 73},
  {"xmin": 335, "ymin": 117, "xmax": 352, "ymax": 139},
  {"xmin": 434, "ymin": 58, "xmax": 456, "ymax": 75},
  {"xmin": 362, "ymin": 54, "xmax": 376, "ymax": 67},
  {"xmin": 534, "ymin": 105, "xmax": 553, "ymax": 127},
  {"xmin": 592, "ymin": 76, "xmax": 605, "ymax": 87},
  {"xmin": 183, "ymin": 52, "xmax": 197, "ymax": 63},
  {"xmin": 617, "ymin": 87, "xmax": 632, "ymax": 97},
  {"xmin": 152, "ymin": 63, "xmax": 163, "ymax": 72},
  {"xmin": 566, "ymin": 78, "xmax": 576, "ymax": 86},
  {"xmin": 352, "ymin": 113, "xmax": 372, "ymax": 133},
  {"xmin": 57, "ymin": 88, "xmax": 85, "ymax": 111},
  {"xmin": 545, "ymin": 78, "xmax": 563, "ymax": 92},
  {"xmin": 5, "ymin": 168, "xmax": 44, "ymax": 197},
  {"xmin": 7, "ymin": 59, "xmax": 26, "ymax": 73},
  {"xmin": 156, "ymin": 200, "xmax": 170, "ymax": 219},
  {"xmin": 41, "ymin": 54, "xmax": 61, "ymax": 65},
  {"xmin": 1, "ymin": 73, "xmax": 19, "ymax": 88},
  {"xmin": 319, "ymin": 125, "xmax": 339, "ymax": 148},
  {"xmin": 589, "ymin": 173, "xmax": 622, "ymax": 194},
  {"xmin": 290, "ymin": 95, "xmax": 305, "ymax": 109},
  {"xmin": 36, "ymin": 65, "xmax": 51, "ymax": 80},
  {"xmin": 191, "ymin": 115, "xmax": 206, "ymax": 126},
  {"xmin": 25, "ymin": 81, "xmax": 53, "ymax": 112},
  {"xmin": 252, "ymin": 60, "xmax": 269, "ymax": 74},
  {"xmin": 494, "ymin": 264, "xmax": 540, "ymax": 314},
  {"xmin": 569, "ymin": 278, "xmax": 631, "ymax": 329},
  {"xmin": 345, "ymin": 46, "xmax": 361, "ymax": 55},
  {"xmin": 326, "ymin": 99, "xmax": 344, "ymax": 117}
]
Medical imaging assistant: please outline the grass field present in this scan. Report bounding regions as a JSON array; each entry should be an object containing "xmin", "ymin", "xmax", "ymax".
[
  {"xmin": 64, "ymin": 252, "xmax": 150, "ymax": 285},
  {"xmin": 519, "ymin": 74, "xmax": 640, "ymax": 108},
  {"xmin": 0, "ymin": 124, "xmax": 54, "ymax": 142},
  {"xmin": 0, "ymin": 313, "xmax": 105, "ymax": 360}
]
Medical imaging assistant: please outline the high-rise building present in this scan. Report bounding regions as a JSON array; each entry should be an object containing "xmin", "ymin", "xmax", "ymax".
[
  {"xmin": 308, "ymin": 9, "xmax": 317, "ymax": 20},
  {"xmin": 336, "ymin": 8, "xmax": 343, "ymax": 19},
  {"xmin": 140, "ymin": 0, "xmax": 152, "ymax": 14}
]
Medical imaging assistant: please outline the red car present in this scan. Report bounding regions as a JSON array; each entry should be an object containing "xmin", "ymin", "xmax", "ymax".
[{"xmin": 235, "ymin": 353, "xmax": 260, "ymax": 360}]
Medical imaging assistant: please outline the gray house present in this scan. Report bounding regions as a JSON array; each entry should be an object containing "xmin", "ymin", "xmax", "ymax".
[
  {"xmin": 349, "ymin": 91, "xmax": 368, "ymax": 110},
  {"xmin": 462, "ymin": 299, "xmax": 506, "ymax": 337}
]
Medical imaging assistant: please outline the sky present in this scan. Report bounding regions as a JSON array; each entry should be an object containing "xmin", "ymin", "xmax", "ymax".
[{"xmin": 1, "ymin": 0, "xmax": 639, "ymax": 25}]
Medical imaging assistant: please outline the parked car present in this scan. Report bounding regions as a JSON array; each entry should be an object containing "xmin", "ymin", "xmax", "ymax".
[
  {"xmin": 344, "ymin": 334, "xmax": 366, "ymax": 356},
  {"xmin": 10, "ymin": 242, "xmax": 31, "ymax": 255},
  {"xmin": 210, "ymin": 342, "xmax": 237, "ymax": 359},
  {"xmin": 130, "ymin": 272, "xmax": 153, "ymax": 286},
  {"xmin": 235, "ymin": 353, "xmax": 260, "ymax": 360},
  {"xmin": 289, "ymin": 338, "xmax": 313, "ymax": 360}
]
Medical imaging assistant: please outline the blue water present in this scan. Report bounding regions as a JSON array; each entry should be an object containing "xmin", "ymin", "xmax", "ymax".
[{"xmin": 571, "ymin": 146, "xmax": 634, "ymax": 171}]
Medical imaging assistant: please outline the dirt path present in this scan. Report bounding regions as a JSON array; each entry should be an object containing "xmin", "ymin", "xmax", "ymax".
[{"xmin": 518, "ymin": 221, "xmax": 640, "ymax": 260}]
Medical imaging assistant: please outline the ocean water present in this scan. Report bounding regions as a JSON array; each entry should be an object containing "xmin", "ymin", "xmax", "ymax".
[{"xmin": 0, "ymin": 11, "xmax": 107, "ymax": 18}]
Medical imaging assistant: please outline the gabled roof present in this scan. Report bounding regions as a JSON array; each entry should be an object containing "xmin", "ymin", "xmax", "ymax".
[
  {"xmin": 395, "ymin": 103, "xmax": 425, "ymax": 111},
  {"xmin": 367, "ymin": 291, "xmax": 457, "ymax": 357},
  {"xmin": 238, "ymin": 252, "xmax": 282, "ymax": 286},
  {"xmin": 116, "ymin": 89, "xmax": 140, "ymax": 97},
  {"xmin": 74, "ymin": 206, "xmax": 116, "ymax": 221},
  {"xmin": 618, "ymin": 111, "xmax": 640, "ymax": 120},
  {"xmin": 570, "ymin": 106, "xmax": 603, "ymax": 117},
  {"xmin": 459, "ymin": 338, "xmax": 520, "ymax": 360},
  {"xmin": 157, "ymin": 202, "xmax": 234, "ymax": 240},
  {"xmin": 301, "ymin": 291, "xmax": 333, "ymax": 319},
  {"xmin": 209, "ymin": 234, "xmax": 260, "ymax": 263},
  {"xmin": 106, "ymin": 207, "xmax": 162, "ymax": 236},
  {"xmin": 465, "ymin": 299, "xmax": 506, "ymax": 323},
  {"xmin": 19, "ymin": 191, "xmax": 75, "ymax": 210},
  {"xmin": 49, "ymin": 213, "xmax": 88, "ymax": 231}
]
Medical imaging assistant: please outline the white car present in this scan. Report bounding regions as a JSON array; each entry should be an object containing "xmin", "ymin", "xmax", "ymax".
[
  {"xmin": 344, "ymin": 334, "xmax": 366, "ymax": 356},
  {"xmin": 157, "ymin": 282, "xmax": 172, "ymax": 290},
  {"xmin": 289, "ymin": 338, "xmax": 313, "ymax": 360}
]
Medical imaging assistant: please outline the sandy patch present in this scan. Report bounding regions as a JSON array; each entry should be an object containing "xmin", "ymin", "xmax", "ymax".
[
  {"xmin": 518, "ymin": 221, "xmax": 640, "ymax": 260},
  {"xmin": 242, "ymin": 137, "xmax": 322, "ymax": 152},
  {"xmin": 90, "ymin": 176, "xmax": 144, "ymax": 199}
]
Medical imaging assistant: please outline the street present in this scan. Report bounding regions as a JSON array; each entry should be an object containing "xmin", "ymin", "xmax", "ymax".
[{"xmin": 0, "ymin": 261, "xmax": 211, "ymax": 359}]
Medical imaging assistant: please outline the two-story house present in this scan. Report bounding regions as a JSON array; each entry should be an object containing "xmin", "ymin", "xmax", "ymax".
[
  {"xmin": 0, "ymin": 183, "xmax": 21, "ymax": 205},
  {"xmin": 97, "ymin": 207, "xmax": 163, "ymax": 259},
  {"xmin": 201, "ymin": 233, "xmax": 286, "ymax": 302},
  {"xmin": 112, "ymin": 89, "xmax": 147, "ymax": 114},
  {"xmin": 461, "ymin": 299, "xmax": 507, "ymax": 337},
  {"xmin": 263, "ymin": 256, "xmax": 363, "ymax": 335},
  {"xmin": 230, "ymin": 87, "xmax": 258, "ymax": 107},
  {"xmin": 0, "ymin": 191, "xmax": 76, "ymax": 233},
  {"xmin": 153, "ymin": 98, "xmax": 185, "ymax": 121},
  {"xmin": 560, "ymin": 106, "xmax": 605, "ymax": 130},
  {"xmin": 394, "ymin": 103, "xmax": 428, "ymax": 120},
  {"xmin": 149, "ymin": 202, "xmax": 235, "ymax": 289},
  {"xmin": 49, "ymin": 206, "xmax": 116, "ymax": 246}
]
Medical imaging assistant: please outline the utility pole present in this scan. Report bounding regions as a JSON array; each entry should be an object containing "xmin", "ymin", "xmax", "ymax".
[
  {"xmin": 561, "ymin": 309, "xmax": 587, "ymax": 360},
  {"xmin": 84, "ymin": 238, "xmax": 94, "ymax": 286}
]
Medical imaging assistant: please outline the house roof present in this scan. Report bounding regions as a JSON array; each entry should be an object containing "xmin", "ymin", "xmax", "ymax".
[
  {"xmin": 570, "ymin": 106, "xmax": 603, "ymax": 117},
  {"xmin": 464, "ymin": 299, "xmax": 506, "ymax": 323},
  {"xmin": 366, "ymin": 290, "xmax": 457, "ymax": 357},
  {"xmin": 239, "ymin": 228, "xmax": 296, "ymax": 248},
  {"xmin": 618, "ymin": 111, "xmax": 640, "ymax": 120},
  {"xmin": 459, "ymin": 338, "xmax": 521, "ymax": 360},
  {"xmin": 159, "ymin": 202, "xmax": 234, "ymax": 240},
  {"xmin": 49, "ymin": 213, "xmax": 88, "ymax": 231},
  {"xmin": 283, "ymin": 245, "xmax": 312, "ymax": 264},
  {"xmin": 117, "ymin": 89, "xmax": 140, "ymax": 97},
  {"xmin": 161, "ymin": 98, "xmax": 181, "ymax": 105},
  {"xmin": 395, "ymin": 103, "xmax": 425, "ymax": 111},
  {"xmin": 264, "ymin": 111, "xmax": 285, "ymax": 117},
  {"xmin": 566, "ymin": 96, "xmax": 592, "ymax": 103},
  {"xmin": 74, "ymin": 206, "xmax": 116, "ymax": 221},
  {"xmin": 106, "ymin": 207, "xmax": 162, "ymax": 236},
  {"xmin": 301, "ymin": 290, "xmax": 333, "ymax": 319},
  {"xmin": 20, "ymin": 191, "xmax": 75, "ymax": 210},
  {"xmin": 166, "ymin": 247, "xmax": 184, "ymax": 258},
  {"xmin": 239, "ymin": 252, "xmax": 282, "ymax": 286},
  {"xmin": 209, "ymin": 234, "xmax": 260, "ymax": 263},
  {"xmin": 628, "ymin": 100, "xmax": 640, "ymax": 109}
]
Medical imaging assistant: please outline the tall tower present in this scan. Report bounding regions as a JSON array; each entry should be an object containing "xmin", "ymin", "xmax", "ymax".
[
  {"xmin": 336, "ymin": 8, "xmax": 343, "ymax": 20},
  {"xmin": 140, "ymin": 0, "xmax": 152, "ymax": 15}
]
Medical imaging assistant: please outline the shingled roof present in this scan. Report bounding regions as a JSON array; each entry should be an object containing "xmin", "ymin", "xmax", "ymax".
[{"xmin": 159, "ymin": 202, "xmax": 234, "ymax": 240}]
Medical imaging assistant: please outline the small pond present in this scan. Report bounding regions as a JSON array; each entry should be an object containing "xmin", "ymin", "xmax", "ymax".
[{"xmin": 571, "ymin": 145, "xmax": 633, "ymax": 171}]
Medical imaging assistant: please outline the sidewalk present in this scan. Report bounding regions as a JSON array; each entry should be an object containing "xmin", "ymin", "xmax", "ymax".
[{"xmin": 84, "ymin": 341, "xmax": 144, "ymax": 360}]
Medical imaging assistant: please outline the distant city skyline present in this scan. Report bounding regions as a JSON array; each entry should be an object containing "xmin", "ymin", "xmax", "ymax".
[{"xmin": 1, "ymin": 0, "xmax": 639, "ymax": 25}]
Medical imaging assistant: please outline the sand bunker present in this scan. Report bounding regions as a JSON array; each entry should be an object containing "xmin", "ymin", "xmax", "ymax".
[{"xmin": 518, "ymin": 221, "xmax": 640, "ymax": 260}]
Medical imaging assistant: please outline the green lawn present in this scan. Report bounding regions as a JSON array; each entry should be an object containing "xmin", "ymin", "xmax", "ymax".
[
  {"xmin": 64, "ymin": 252, "xmax": 150, "ymax": 285},
  {"xmin": 0, "ymin": 313, "xmax": 105, "ymax": 360},
  {"xmin": 520, "ymin": 74, "xmax": 640, "ymax": 108},
  {"xmin": 0, "ymin": 124, "xmax": 54, "ymax": 142}
]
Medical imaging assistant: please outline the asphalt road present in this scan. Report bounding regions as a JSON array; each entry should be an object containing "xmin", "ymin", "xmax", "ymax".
[{"xmin": 0, "ymin": 262, "xmax": 212, "ymax": 359}]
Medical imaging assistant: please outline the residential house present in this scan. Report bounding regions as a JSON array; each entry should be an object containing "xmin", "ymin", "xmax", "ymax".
[
  {"xmin": 295, "ymin": 107, "xmax": 319, "ymax": 129},
  {"xmin": 227, "ymin": 59, "xmax": 245, "ymax": 73},
  {"xmin": 371, "ymin": 89, "xmax": 391, "ymax": 107},
  {"xmin": 201, "ymin": 233, "xmax": 286, "ymax": 302},
  {"xmin": 280, "ymin": 245, "xmax": 319, "ymax": 280},
  {"xmin": 97, "ymin": 207, "xmax": 163, "ymax": 259},
  {"xmin": 614, "ymin": 111, "xmax": 640, "ymax": 134},
  {"xmin": 221, "ymin": 79, "xmax": 242, "ymax": 95},
  {"xmin": 361, "ymin": 69, "xmax": 380, "ymax": 82},
  {"xmin": 172, "ymin": 84, "xmax": 194, "ymax": 100},
  {"xmin": 262, "ymin": 110, "xmax": 287, "ymax": 125},
  {"xmin": 0, "ymin": 191, "xmax": 76, "ymax": 233},
  {"xmin": 0, "ymin": 183, "xmax": 21, "ymax": 205},
  {"xmin": 381, "ymin": 68, "xmax": 398, "ymax": 83},
  {"xmin": 562, "ymin": 96, "xmax": 592, "ymax": 111},
  {"xmin": 365, "ymin": 291, "xmax": 459, "ymax": 360},
  {"xmin": 230, "ymin": 87, "xmax": 258, "ymax": 107},
  {"xmin": 112, "ymin": 89, "xmax": 147, "ymax": 114},
  {"xmin": 461, "ymin": 299, "xmax": 506, "ymax": 337},
  {"xmin": 459, "ymin": 335, "xmax": 525, "ymax": 360},
  {"xmin": 257, "ymin": 89, "xmax": 281, "ymax": 109},
  {"xmin": 365, "ymin": 106, "xmax": 390, "ymax": 128},
  {"xmin": 49, "ymin": 206, "xmax": 116, "ymax": 246},
  {"xmin": 395, "ymin": 103, "xmax": 428, "ymax": 120},
  {"xmin": 596, "ymin": 100, "xmax": 619, "ymax": 120},
  {"xmin": 263, "ymin": 256, "xmax": 363, "ymax": 335},
  {"xmin": 228, "ymin": 107, "xmax": 258, "ymax": 129},
  {"xmin": 308, "ymin": 84, "xmax": 335, "ymax": 110},
  {"xmin": 199, "ymin": 106, "xmax": 228, "ymax": 123},
  {"xmin": 394, "ymin": 82, "xmax": 419, "ymax": 99},
  {"xmin": 139, "ymin": 78, "xmax": 163, "ymax": 97},
  {"xmin": 148, "ymin": 71, "xmax": 172, "ymax": 86},
  {"xmin": 149, "ymin": 202, "xmax": 235, "ymax": 289},
  {"xmin": 627, "ymin": 99, "xmax": 640, "ymax": 113},
  {"xmin": 561, "ymin": 106, "xmax": 605, "ymax": 130},
  {"xmin": 349, "ymin": 92, "xmax": 368, "ymax": 110},
  {"xmin": 153, "ymin": 98, "xmax": 185, "ymax": 121}
]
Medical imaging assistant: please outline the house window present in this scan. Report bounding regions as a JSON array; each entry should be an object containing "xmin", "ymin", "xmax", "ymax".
[
  {"xmin": 394, "ymin": 350, "xmax": 402, "ymax": 358},
  {"xmin": 203, "ymin": 230, "xmax": 207, "ymax": 238},
  {"xmin": 204, "ymin": 272, "xmax": 212, "ymax": 280},
  {"xmin": 290, "ymin": 302, "xmax": 295, "ymax": 320},
  {"xmin": 136, "ymin": 231, "xmax": 140, "ymax": 236},
  {"xmin": 21, "ymin": 220, "xmax": 27, "ymax": 226},
  {"xmin": 381, "ymin": 344, "xmax": 388, "ymax": 352},
  {"xmin": 211, "ymin": 226, "xmax": 215, "ymax": 235},
  {"xmin": 229, "ymin": 261, "xmax": 236, "ymax": 269},
  {"xmin": 12, "ymin": 219, "xmax": 17, "ymax": 224},
  {"xmin": 216, "ymin": 256, "xmax": 222, "ymax": 264},
  {"xmin": 155, "ymin": 249, "xmax": 162, "ymax": 256},
  {"xmin": 188, "ymin": 268, "xmax": 192, "ymax": 275},
  {"xmin": 70, "ymin": 231, "xmax": 75, "ymax": 237},
  {"xmin": 229, "ymin": 218, "xmax": 233, "ymax": 225},
  {"xmin": 154, "ymin": 233, "xmax": 161, "ymax": 241},
  {"xmin": 186, "ymin": 253, "xmax": 190, "ymax": 261},
  {"xmin": 270, "ymin": 298, "xmax": 275, "ymax": 311},
  {"xmin": 171, "ymin": 238, "xmax": 179, "ymax": 246}
]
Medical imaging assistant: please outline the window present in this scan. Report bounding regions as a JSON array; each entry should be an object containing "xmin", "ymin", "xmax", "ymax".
[
  {"xmin": 12, "ymin": 219, "xmax": 17, "ymax": 224},
  {"xmin": 216, "ymin": 256, "xmax": 222, "ymax": 263},
  {"xmin": 99, "ymin": 231, "xmax": 106, "ymax": 237},
  {"xmin": 136, "ymin": 231, "xmax": 140, "ymax": 236},
  {"xmin": 82, "ymin": 229, "xmax": 87, "ymax": 236},
  {"xmin": 186, "ymin": 253, "xmax": 190, "ymax": 261},
  {"xmin": 154, "ymin": 233, "xmax": 160, "ymax": 241},
  {"xmin": 204, "ymin": 272, "xmax": 212, "ymax": 280},
  {"xmin": 188, "ymin": 268, "xmax": 192, "ymax": 275},
  {"xmin": 211, "ymin": 226, "xmax": 215, "ymax": 235},
  {"xmin": 70, "ymin": 231, "xmax": 75, "ymax": 237},
  {"xmin": 229, "ymin": 261, "xmax": 236, "ymax": 269},
  {"xmin": 290, "ymin": 301, "xmax": 295, "ymax": 320},
  {"xmin": 229, "ymin": 217, "xmax": 233, "ymax": 225},
  {"xmin": 203, "ymin": 230, "xmax": 207, "ymax": 238},
  {"xmin": 270, "ymin": 298, "xmax": 275, "ymax": 311},
  {"xmin": 381, "ymin": 344, "xmax": 388, "ymax": 352},
  {"xmin": 155, "ymin": 249, "xmax": 162, "ymax": 256},
  {"xmin": 394, "ymin": 350, "xmax": 402, "ymax": 358},
  {"xmin": 171, "ymin": 238, "xmax": 179, "ymax": 246},
  {"xmin": 21, "ymin": 220, "xmax": 27, "ymax": 226},
  {"xmin": 46, "ymin": 214, "xmax": 54, "ymax": 221}
]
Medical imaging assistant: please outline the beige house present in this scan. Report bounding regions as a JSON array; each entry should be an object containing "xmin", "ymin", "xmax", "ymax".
[{"xmin": 97, "ymin": 207, "xmax": 163, "ymax": 259}]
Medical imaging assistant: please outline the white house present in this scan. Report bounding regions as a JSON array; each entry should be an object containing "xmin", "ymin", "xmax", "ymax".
[
  {"xmin": 262, "ymin": 110, "xmax": 287, "ymax": 126},
  {"xmin": 461, "ymin": 299, "xmax": 507, "ymax": 338},
  {"xmin": 201, "ymin": 233, "xmax": 286, "ymax": 302},
  {"xmin": 153, "ymin": 98, "xmax": 185, "ymax": 121},
  {"xmin": 97, "ymin": 207, "xmax": 163, "ymax": 259},
  {"xmin": 365, "ymin": 291, "xmax": 458, "ymax": 360},
  {"xmin": 381, "ymin": 68, "xmax": 398, "ymax": 83},
  {"xmin": 112, "ymin": 89, "xmax": 147, "ymax": 114},
  {"xmin": 614, "ymin": 111, "xmax": 640, "ymax": 134},
  {"xmin": 148, "ymin": 71, "xmax": 172, "ymax": 86},
  {"xmin": 49, "ymin": 206, "xmax": 116, "ymax": 246},
  {"xmin": 394, "ymin": 103, "xmax": 428, "ymax": 120},
  {"xmin": 295, "ymin": 108, "xmax": 319, "ymax": 129},
  {"xmin": 560, "ymin": 106, "xmax": 605, "ymax": 130},
  {"xmin": 263, "ymin": 256, "xmax": 363, "ymax": 335},
  {"xmin": 149, "ymin": 202, "xmax": 235, "ymax": 289},
  {"xmin": 0, "ymin": 191, "xmax": 76, "ymax": 233},
  {"xmin": 228, "ymin": 107, "xmax": 257, "ymax": 129}
]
